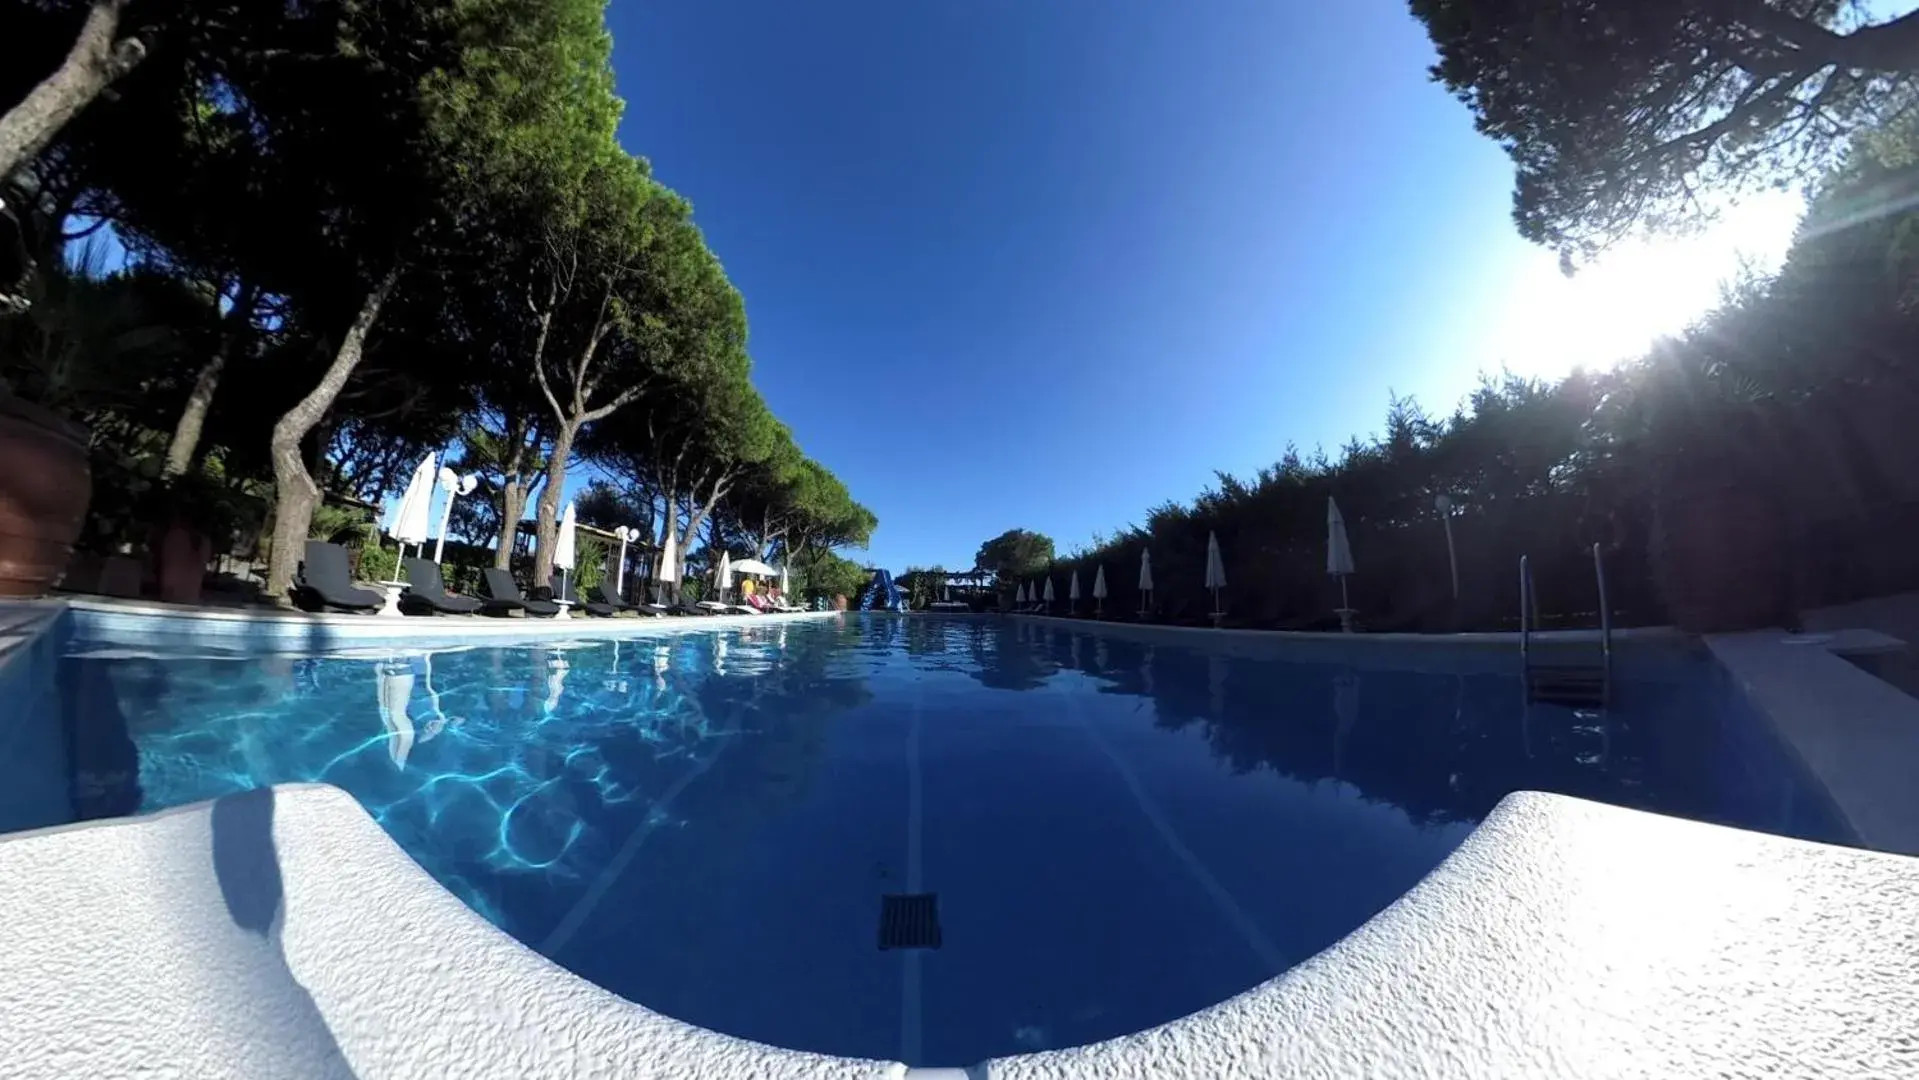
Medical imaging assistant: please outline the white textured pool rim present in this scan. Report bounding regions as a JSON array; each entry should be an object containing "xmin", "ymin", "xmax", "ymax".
[
  {"xmin": 2, "ymin": 785, "xmax": 1916, "ymax": 1078},
  {"xmin": 4, "ymin": 600, "xmax": 1919, "ymax": 1077}
]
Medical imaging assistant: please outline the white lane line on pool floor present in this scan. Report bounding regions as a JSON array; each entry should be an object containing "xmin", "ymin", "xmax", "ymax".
[
  {"xmin": 539, "ymin": 704, "xmax": 742, "ymax": 959},
  {"xmin": 901, "ymin": 681, "xmax": 925, "ymax": 1065},
  {"xmin": 1065, "ymin": 689, "xmax": 1287, "ymax": 974}
]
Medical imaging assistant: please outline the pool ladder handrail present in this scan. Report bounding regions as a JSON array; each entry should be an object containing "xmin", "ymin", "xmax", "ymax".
[{"xmin": 1519, "ymin": 544, "xmax": 1612, "ymax": 708}]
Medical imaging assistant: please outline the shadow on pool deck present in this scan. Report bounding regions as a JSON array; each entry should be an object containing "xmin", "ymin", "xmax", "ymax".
[{"xmin": 210, "ymin": 786, "xmax": 358, "ymax": 1079}]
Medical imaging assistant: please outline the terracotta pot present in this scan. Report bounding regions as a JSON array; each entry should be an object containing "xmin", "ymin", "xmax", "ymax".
[
  {"xmin": 156, "ymin": 521, "xmax": 212, "ymax": 605},
  {"xmin": 0, "ymin": 396, "xmax": 91, "ymax": 597},
  {"xmin": 1651, "ymin": 476, "xmax": 1790, "ymax": 632}
]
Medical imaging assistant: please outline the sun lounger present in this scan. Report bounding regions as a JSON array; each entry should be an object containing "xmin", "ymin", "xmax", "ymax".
[
  {"xmin": 293, "ymin": 541, "xmax": 386, "ymax": 612},
  {"xmin": 596, "ymin": 581, "xmax": 644, "ymax": 615},
  {"xmin": 551, "ymin": 574, "xmax": 615, "ymax": 617},
  {"xmin": 698, "ymin": 599, "xmax": 758, "ymax": 615},
  {"xmin": 480, "ymin": 568, "xmax": 559, "ymax": 617},
  {"xmin": 398, "ymin": 558, "xmax": 480, "ymax": 615}
]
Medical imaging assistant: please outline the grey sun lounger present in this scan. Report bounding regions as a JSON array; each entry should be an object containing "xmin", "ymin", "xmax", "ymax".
[
  {"xmin": 400, "ymin": 558, "xmax": 481, "ymax": 615},
  {"xmin": 294, "ymin": 541, "xmax": 385, "ymax": 612},
  {"xmin": 551, "ymin": 574, "xmax": 615, "ymax": 617},
  {"xmin": 599, "ymin": 581, "xmax": 666, "ymax": 617},
  {"xmin": 697, "ymin": 600, "xmax": 758, "ymax": 615},
  {"xmin": 481, "ymin": 568, "xmax": 559, "ymax": 617}
]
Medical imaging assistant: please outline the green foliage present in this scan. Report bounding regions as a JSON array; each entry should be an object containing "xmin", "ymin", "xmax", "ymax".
[
  {"xmin": 573, "ymin": 533, "xmax": 607, "ymax": 593},
  {"xmin": 975, "ymin": 529, "xmax": 1054, "ymax": 583},
  {"xmin": 356, "ymin": 542, "xmax": 398, "ymax": 584},
  {"xmin": 0, "ymin": 252, "xmax": 197, "ymax": 414},
  {"xmin": 574, "ymin": 478, "xmax": 646, "ymax": 531},
  {"xmin": 1, "ymin": 0, "xmax": 875, "ymax": 603},
  {"xmin": 899, "ymin": 565, "xmax": 947, "ymax": 610},
  {"xmin": 1411, "ymin": 0, "xmax": 1919, "ymax": 262},
  {"xmin": 308, "ymin": 501, "xmax": 376, "ymax": 545},
  {"xmin": 1032, "ymin": 129, "xmax": 1919, "ymax": 629},
  {"xmin": 159, "ymin": 469, "xmax": 266, "ymax": 553},
  {"xmin": 793, "ymin": 548, "xmax": 865, "ymax": 602}
]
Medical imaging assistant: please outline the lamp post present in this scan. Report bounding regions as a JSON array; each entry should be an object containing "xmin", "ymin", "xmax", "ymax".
[
  {"xmin": 432, "ymin": 469, "xmax": 479, "ymax": 564},
  {"xmin": 1435, "ymin": 492, "xmax": 1460, "ymax": 601},
  {"xmin": 613, "ymin": 525, "xmax": 638, "ymax": 597}
]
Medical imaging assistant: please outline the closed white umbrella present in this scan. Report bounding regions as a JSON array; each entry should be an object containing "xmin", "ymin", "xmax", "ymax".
[
  {"xmin": 717, "ymin": 551, "xmax": 733, "ymax": 598},
  {"xmin": 388, "ymin": 452, "xmax": 437, "ymax": 562},
  {"xmin": 552, "ymin": 502, "xmax": 578, "ymax": 618},
  {"xmin": 657, "ymin": 532, "xmax": 679, "ymax": 583},
  {"xmin": 1069, "ymin": 570, "xmax": 1081, "ymax": 602},
  {"xmin": 1016, "ymin": 581, "xmax": 1028, "ymax": 604},
  {"xmin": 1137, "ymin": 549, "xmax": 1154, "ymax": 615},
  {"xmin": 1092, "ymin": 563, "xmax": 1108, "ymax": 615},
  {"xmin": 1042, "ymin": 576, "xmax": 1055, "ymax": 605},
  {"xmin": 1204, "ymin": 530, "xmax": 1226, "ymax": 617},
  {"xmin": 553, "ymin": 502, "xmax": 577, "ymax": 572},
  {"xmin": 779, "ymin": 563, "xmax": 789, "ymax": 596},
  {"xmin": 1328, "ymin": 497, "xmax": 1356, "ymax": 629}
]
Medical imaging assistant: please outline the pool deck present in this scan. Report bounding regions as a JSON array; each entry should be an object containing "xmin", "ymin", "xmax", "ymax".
[
  {"xmin": 1006, "ymin": 611, "xmax": 1686, "ymax": 674},
  {"xmin": 5, "ymin": 598, "xmax": 1919, "ymax": 1075},
  {"xmin": 0, "ymin": 785, "xmax": 1914, "ymax": 1078},
  {"xmin": 1706, "ymin": 622, "xmax": 1919, "ymax": 856},
  {"xmin": 4, "ymin": 594, "xmax": 838, "ymax": 654}
]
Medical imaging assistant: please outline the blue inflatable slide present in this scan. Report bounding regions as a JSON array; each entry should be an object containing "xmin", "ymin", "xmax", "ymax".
[{"xmin": 858, "ymin": 569, "xmax": 905, "ymax": 612}]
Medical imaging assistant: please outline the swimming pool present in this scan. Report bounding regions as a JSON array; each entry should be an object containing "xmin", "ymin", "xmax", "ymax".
[{"xmin": 41, "ymin": 614, "xmax": 1844, "ymax": 1067}]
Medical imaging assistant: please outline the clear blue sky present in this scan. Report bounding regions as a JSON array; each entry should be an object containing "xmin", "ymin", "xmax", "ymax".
[{"xmin": 600, "ymin": 1, "xmax": 1642, "ymax": 571}]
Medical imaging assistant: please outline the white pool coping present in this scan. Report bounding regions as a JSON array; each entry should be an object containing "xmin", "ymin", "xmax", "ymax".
[
  {"xmin": 0, "ymin": 785, "xmax": 1914, "ymax": 1078},
  {"xmin": 1008, "ymin": 610, "xmax": 1681, "ymax": 648},
  {"xmin": 1706, "ymin": 627, "xmax": 1919, "ymax": 855},
  {"xmin": 1004, "ymin": 611, "xmax": 1690, "ymax": 676},
  {"xmin": 49, "ymin": 594, "xmax": 840, "ymax": 651}
]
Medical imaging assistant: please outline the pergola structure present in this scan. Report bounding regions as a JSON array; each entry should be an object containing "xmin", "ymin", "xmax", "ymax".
[
  {"xmin": 512, "ymin": 521, "xmax": 660, "ymax": 601},
  {"xmin": 931, "ymin": 568, "xmax": 995, "ymax": 608}
]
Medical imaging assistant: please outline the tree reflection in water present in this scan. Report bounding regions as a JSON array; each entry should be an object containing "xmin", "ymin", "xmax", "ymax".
[{"xmin": 944, "ymin": 617, "xmax": 1845, "ymax": 837}]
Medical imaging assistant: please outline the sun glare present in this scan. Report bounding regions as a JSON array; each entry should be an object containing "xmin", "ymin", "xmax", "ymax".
[{"xmin": 1481, "ymin": 189, "xmax": 1806, "ymax": 379}]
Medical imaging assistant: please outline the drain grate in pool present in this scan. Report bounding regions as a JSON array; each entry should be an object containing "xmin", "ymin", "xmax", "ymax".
[{"xmin": 878, "ymin": 893, "xmax": 942, "ymax": 950}]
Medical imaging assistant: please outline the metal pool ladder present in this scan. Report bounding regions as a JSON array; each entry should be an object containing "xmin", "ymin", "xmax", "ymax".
[{"xmin": 1519, "ymin": 544, "xmax": 1612, "ymax": 709}]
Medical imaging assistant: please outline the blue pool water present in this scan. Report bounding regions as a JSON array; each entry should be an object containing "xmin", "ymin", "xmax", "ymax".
[{"xmin": 47, "ymin": 615, "xmax": 1843, "ymax": 1066}]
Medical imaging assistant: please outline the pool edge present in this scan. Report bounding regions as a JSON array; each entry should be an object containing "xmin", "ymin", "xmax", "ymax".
[{"xmin": 1, "ymin": 786, "xmax": 1914, "ymax": 1078}]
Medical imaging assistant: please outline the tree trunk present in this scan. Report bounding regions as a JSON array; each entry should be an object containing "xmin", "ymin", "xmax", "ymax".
[
  {"xmin": 0, "ymin": 0, "xmax": 145, "ymax": 182},
  {"xmin": 264, "ymin": 269, "xmax": 398, "ymax": 601},
  {"xmin": 491, "ymin": 417, "xmax": 537, "ymax": 569},
  {"xmin": 163, "ymin": 283, "xmax": 257, "ymax": 477},
  {"xmin": 679, "ymin": 472, "xmax": 731, "ymax": 577},
  {"xmin": 531, "ymin": 418, "xmax": 578, "ymax": 585},
  {"xmin": 164, "ymin": 352, "xmax": 226, "ymax": 478},
  {"xmin": 494, "ymin": 480, "xmax": 527, "ymax": 569}
]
